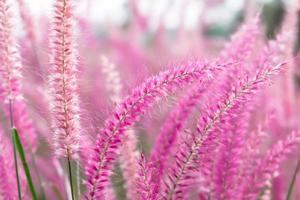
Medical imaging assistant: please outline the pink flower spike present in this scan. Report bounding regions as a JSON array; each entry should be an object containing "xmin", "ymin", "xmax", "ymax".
[
  {"xmin": 219, "ymin": 14, "xmax": 260, "ymax": 62},
  {"xmin": 100, "ymin": 55, "xmax": 123, "ymax": 103},
  {"xmin": 0, "ymin": 0, "xmax": 37, "ymax": 150},
  {"xmin": 48, "ymin": 0, "xmax": 82, "ymax": 158},
  {"xmin": 0, "ymin": 0, "xmax": 23, "ymax": 103},
  {"xmin": 101, "ymin": 55, "xmax": 140, "ymax": 199},
  {"xmin": 244, "ymin": 131, "xmax": 300, "ymax": 199},
  {"xmin": 135, "ymin": 154, "xmax": 158, "ymax": 200},
  {"xmin": 150, "ymin": 82, "xmax": 208, "ymax": 193},
  {"xmin": 162, "ymin": 55, "xmax": 285, "ymax": 200},
  {"xmin": 84, "ymin": 60, "xmax": 223, "ymax": 199}
]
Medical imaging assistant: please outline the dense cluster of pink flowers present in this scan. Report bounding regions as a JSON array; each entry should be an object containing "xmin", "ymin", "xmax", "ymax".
[{"xmin": 0, "ymin": 0, "xmax": 299, "ymax": 199}]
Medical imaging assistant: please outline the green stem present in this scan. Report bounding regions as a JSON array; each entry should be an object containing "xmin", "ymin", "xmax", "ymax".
[
  {"xmin": 286, "ymin": 159, "xmax": 300, "ymax": 200},
  {"xmin": 12, "ymin": 132, "xmax": 22, "ymax": 200},
  {"xmin": 67, "ymin": 152, "xmax": 75, "ymax": 200},
  {"xmin": 12, "ymin": 128, "xmax": 38, "ymax": 200},
  {"xmin": 76, "ymin": 160, "xmax": 81, "ymax": 198},
  {"xmin": 9, "ymin": 100, "xmax": 22, "ymax": 200}
]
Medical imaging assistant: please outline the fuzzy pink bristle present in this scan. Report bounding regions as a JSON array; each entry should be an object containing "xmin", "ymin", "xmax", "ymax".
[
  {"xmin": 243, "ymin": 131, "xmax": 300, "ymax": 199},
  {"xmin": 84, "ymin": 60, "xmax": 223, "ymax": 199},
  {"xmin": 149, "ymin": 82, "xmax": 209, "ymax": 195},
  {"xmin": 48, "ymin": 0, "xmax": 82, "ymax": 158},
  {"xmin": 135, "ymin": 154, "xmax": 158, "ymax": 200},
  {"xmin": 219, "ymin": 15, "xmax": 260, "ymax": 63},
  {"xmin": 16, "ymin": 0, "xmax": 36, "ymax": 44},
  {"xmin": 101, "ymin": 55, "xmax": 140, "ymax": 199},
  {"xmin": 275, "ymin": 0, "xmax": 299, "ymax": 126},
  {"xmin": 0, "ymin": 0, "xmax": 37, "ymax": 150},
  {"xmin": 100, "ymin": 56, "xmax": 123, "ymax": 103},
  {"xmin": 162, "ymin": 53, "xmax": 285, "ymax": 199},
  {"xmin": 0, "ymin": 0, "xmax": 22, "ymax": 104}
]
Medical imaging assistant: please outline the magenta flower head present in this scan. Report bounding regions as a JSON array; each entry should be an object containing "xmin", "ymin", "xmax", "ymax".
[
  {"xmin": 0, "ymin": 0, "xmax": 22, "ymax": 104},
  {"xmin": 48, "ymin": 0, "xmax": 82, "ymax": 158},
  {"xmin": 0, "ymin": 0, "xmax": 37, "ymax": 150},
  {"xmin": 84, "ymin": 60, "xmax": 222, "ymax": 199}
]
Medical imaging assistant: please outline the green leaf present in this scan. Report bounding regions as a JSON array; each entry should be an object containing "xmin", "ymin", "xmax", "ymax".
[{"xmin": 12, "ymin": 128, "xmax": 38, "ymax": 200}]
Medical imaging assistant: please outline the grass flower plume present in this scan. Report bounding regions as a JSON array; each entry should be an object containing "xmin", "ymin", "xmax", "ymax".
[{"xmin": 48, "ymin": 0, "xmax": 81, "ymax": 158}]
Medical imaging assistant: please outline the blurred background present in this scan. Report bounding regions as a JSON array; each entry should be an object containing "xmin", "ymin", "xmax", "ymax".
[
  {"xmin": 16, "ymin": 0, "xmax": 300, "ymax": 73},
  {"xmin": 18, "ymin": 0, "xmax": 300, "ymax": 40}
]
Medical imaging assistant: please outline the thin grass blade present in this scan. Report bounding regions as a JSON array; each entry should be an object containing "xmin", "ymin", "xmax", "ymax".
[
  {"xmin": 12, "ymin": 128, "xmax": 37, "ymax": 200},
  {"xmin": 286, "ymin": 159, "xmax": 300, "ymax": 200}
]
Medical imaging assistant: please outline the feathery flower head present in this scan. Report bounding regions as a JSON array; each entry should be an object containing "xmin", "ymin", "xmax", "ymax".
[
  {"xmin": 162, "ymin": 54, "xmax": 286, "ymax": 199},
  {"xmin": 101, "ymin": 55, "xmax": 140, "ymax": 199},
  {"xmin": 100, "ymin": 55, "xmax": 123, "ymax": 103},
  {"xmin": 135, "ymin": 154, "xmax": 158, "ymax": 200},
  {"xmin": 219, "ymin": 14, "xmax": 260, "ymax": 62},
  {"xmin": 48, "ymin": 0, "xmax": 82, "ymax": 157},
  {"xmin": 84, "ymin": 60, "xmax": 223, "ymax": 199},
  {"xmin": 149, "ymin": 82, "xmax": 208, "ymax": 194},
  {"xmin": 0, "ymin": 0, "xmax": 23, "ymax": 103},
  {"xmin": 244, "ymin": 131, "xmax": 300, "ymax": 199},
  {"xmin": 0, "ymin": 0, "xmax": 37, "ymax": 150}
]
